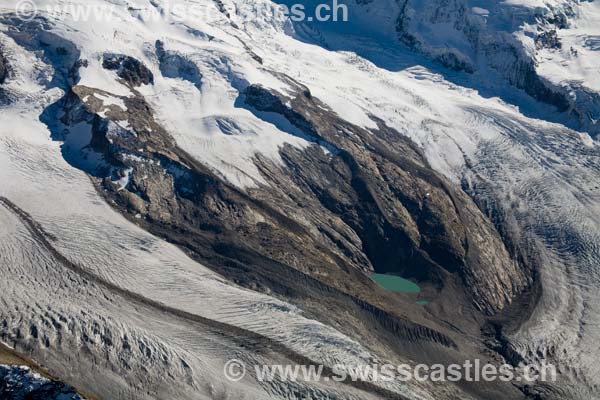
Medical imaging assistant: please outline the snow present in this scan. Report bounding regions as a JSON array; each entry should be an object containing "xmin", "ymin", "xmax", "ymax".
[
  {"xmin": 92, "ymin": 92, "xmax": 126, "ymax": 110},
  {"xmin": 78, "ymin": 59, "xmax": 133, "ymax": 97},
  {"xmin": 536, "ymin": 0, "xmax": 600, "ymax": 92},
  {"xmin": 0, "ymin": 83, "xmax": 409, "ymax": 400},
  {"xmin": 1, "ymin": 0, "xmax": 600, "ymax": 398},
  {"xmin": 471, "ymin": 7, "xmax": 490, "ymax": 17},
  {"xmin": 113, "ymin": 167, "xmax": 133, "ymax": 190}
]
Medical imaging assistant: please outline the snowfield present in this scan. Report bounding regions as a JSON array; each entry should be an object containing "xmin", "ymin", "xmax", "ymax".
[{"xmin": 0, "ymin": 0, "xmax": 599, "ymax": 398}]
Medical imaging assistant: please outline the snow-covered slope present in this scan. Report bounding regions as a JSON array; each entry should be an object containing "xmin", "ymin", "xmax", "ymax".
[
  {"xmin": 323, "ymin": 0, "xmax": 600, "ymax": 136},
  {"xmin": 0, "ymin": 0, "xmax": 599, "ymax": 399}
]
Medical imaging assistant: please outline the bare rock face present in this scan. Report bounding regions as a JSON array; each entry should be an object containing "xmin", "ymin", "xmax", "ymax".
[
  {"xmin": 0, "ymin": 48, "xmax": 7, "ymax": 84},
  {"xmin": 0, "ymin": 365, "xmax": 83, "ymax": 400},
  {"xmin": 102, "ymin": 54, "xmax": 154, "ymax": 87},
  {"xmin": 243, "ymin": 83, "xmax": 531, "ymax": 314},
  {"xmin": 0, "ymin": 47, "xmax": 9, "ymax": 104}
]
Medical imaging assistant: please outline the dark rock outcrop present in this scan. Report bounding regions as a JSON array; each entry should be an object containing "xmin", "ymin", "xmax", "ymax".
[
  {"xmin": 481, "ymin": 41, "xmax": 570, "ymax": 112},
  {"xmin": 102, "ymin": 54, "xmax": 154, "ymax": 86},
  {"xmin": 0, "ymin": 48, "xmax": 7, "ymax": 84},
  {"xmin": 536, "ymin": 29, "xmax": 561, "ymax": 50},
  {"xmin": 0, "ymin": 47, "xmax": 9, "ymax": 104},
  {"xmin": 0, "ymin": 365, "xmax": 83, "ymax": 400},
  {"xmin": 50, "ymin": 52, "xmax": 533, "ymax": 316}
]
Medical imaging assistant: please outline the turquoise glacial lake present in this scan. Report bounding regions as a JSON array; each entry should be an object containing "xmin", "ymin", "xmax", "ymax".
[
  {"xmin": 371, "ymin": 274, "xmax": 429, "ymax": 305},
  {"xmin": 371, "ymin": 273, "xmax": 421, "ymax": 294}
]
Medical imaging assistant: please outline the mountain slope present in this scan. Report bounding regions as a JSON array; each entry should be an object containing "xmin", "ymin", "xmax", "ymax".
[{"xmin": 0, "ymin": 0, "xmax": 599, "ymax": 399}]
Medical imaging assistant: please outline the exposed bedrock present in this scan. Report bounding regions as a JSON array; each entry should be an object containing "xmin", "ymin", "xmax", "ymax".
[
  {"xmin": 0, "ymin": 47, "xmax": 7, "ymax": 85},
  {"xmin": 0, "ymin": 45, "xmax": 10, "ymax": 104},
  {"xmin": 102, "ymin": 53, "xmax": 154, "ymax": 87},
  {"xmin": 0, "ymin": 365, "xmax": 83, "ymax": 400},
  {"xmin": 0, "ymin": 11, "xmax": 591, "ymax": 400},
  {"xmin": 155, "ymin": 40, "xmax": 203, "ymax": 90},
  {"xmin": 37, "ymin": 37, "xmax": 536, "ymax": 318},
  {"xmin": 243, "ymin": 82, "xmax": 532, "ymax": 315},
  {"xmin": 9, "ymin": 16, "xmax": 540, "ymax": 395}
]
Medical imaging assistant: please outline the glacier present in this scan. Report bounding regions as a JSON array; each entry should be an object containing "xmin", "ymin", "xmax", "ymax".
[{"xmin": 0, "ymin": 0, "xmax": 599, "ymax": 399}]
